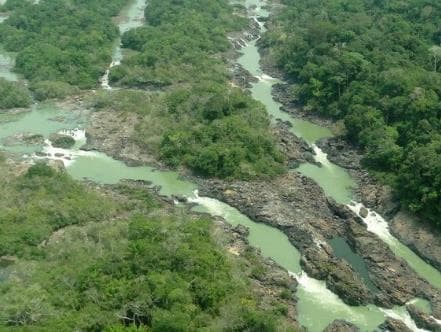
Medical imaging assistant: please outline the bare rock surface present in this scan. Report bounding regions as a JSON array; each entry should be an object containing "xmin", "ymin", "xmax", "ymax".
[
  {"xmin": 324, "ymin": 320, "xmax": 359, "ymax": 332},
  {"xmin": 197, "ymin": 172, "xmax": 441, "ymax": 312},
  {"xmin": 391, "ymin": 211, "xmax": 441, "ymax": 273}
]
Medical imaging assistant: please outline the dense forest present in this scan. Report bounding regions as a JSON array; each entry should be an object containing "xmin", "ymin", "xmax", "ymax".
[
  {"xmin": 0, "ymin": 159, "xmax": 295, "ymax": 330},
  {"xmin": 99, "ymin": 0, "xmax": 285, "ymax": 179},
  {"xmin": 0, "ymin": 0, "xmax": 129, "ymax": 91},
  {"xmin": 0, "ymin": 78, "xmax": 31, "ymax": 109},
  {"xmin": 261, "ymin": 0, "xmax": 441, "ymax": 225}
]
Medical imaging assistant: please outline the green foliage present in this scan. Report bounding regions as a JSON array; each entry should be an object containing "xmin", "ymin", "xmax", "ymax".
[
  {"xmin": 0, "ymin": 78, "xmax": 31, "ymax": 109},
  {"xmin": 30, "ymin": 81, "xmax": 79, "ymax": 101},
  {"xmin": 0, "ymin": 163, "xmax": 115, "ymax": 258},
  {"xmin": 110, "ymin": 0, "xmax": 247, "ymax": 88},
  {"xmin": 97, "ymin": 0, "xmax": 285, "ymax": 179},
  {"xmin": 159, "ymin": 86, "xmax": 285, "ymax": 179},
  {"xmin": 0, "ymin": 165, "xmax": 293, "ymax": 330},
  {"xmin": 0, "ymin": 0, "xmax": 129, "ymax": 90},
  {"xmin": 263, "ymin": 0, "xmax": 441, "ymax": 224}
]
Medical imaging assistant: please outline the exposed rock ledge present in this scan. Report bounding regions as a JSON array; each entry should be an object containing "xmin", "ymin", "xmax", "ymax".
[
  {"xmin": 324, "ymin": 320, "xmax": 359, "ymax": 332},
  {"xmin": 391, "ymin": 211, "xmax": 441, "ymax": 274},
  {"xmin": 196, "ymin": 172, "xmax": 441, "ymax": 316}
]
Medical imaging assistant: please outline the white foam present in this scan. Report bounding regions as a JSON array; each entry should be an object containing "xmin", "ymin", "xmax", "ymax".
[
  {"xmin": 347, "ymin": 202, "xmax": 394, "ymax": 245},
  {"xmin": 381, "ymin": 308, "xmax": 429, "ymax": 332},
  {"xmin": 101, "ymin": 69, "xmax": 112, "ymax": 90},
  {"xmin": 31, "ymin": 138, "xmax": 96, "ymax": 167},
  {"xmin": 312, "ymin": 144, "xmax": 333, "ymax": 168},
  {"xmin": 431, "ymin": 316, "xmax": 441, "ymax": 326},
  {"xmin": 58, "ymin": 128, "xmax": 86, "ymax": 141},
  {"xmin": 187, "ymin": 190, "xmax": 228, "ymax": 217},
  {"xmin": 256, "ymin": 73, "xmax": 276, "ymax": 82}
]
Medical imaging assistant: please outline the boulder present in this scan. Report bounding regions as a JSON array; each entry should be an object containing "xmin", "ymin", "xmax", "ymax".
[
  {"xmin": 50, "ymin": 134, "xmax": 75, "ymax": 149},
  {"xmin": 359, "ymin": 207, "xmax": 368, "ymax": 218},
  {"xmin": 324, "ymin": 320, "xmax": 359, "ymax": 332},
  {"xmin": 377, "ymin": 318, "xmax": 412, "ymax": 332}
]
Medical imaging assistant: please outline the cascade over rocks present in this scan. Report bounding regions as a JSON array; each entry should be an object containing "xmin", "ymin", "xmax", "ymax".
[
  {"xmin": 197, "ymin": 172, "xmax": 441, "ymax": 313},
  {"xmin": 406, "ymin": 304, "xmax": 441, "ymax": 331}
]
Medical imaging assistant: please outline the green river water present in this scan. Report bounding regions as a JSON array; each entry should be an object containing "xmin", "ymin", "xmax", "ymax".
[{"xmin": 0, "ymin": 0, "xmax": 440, "ymax": 330}]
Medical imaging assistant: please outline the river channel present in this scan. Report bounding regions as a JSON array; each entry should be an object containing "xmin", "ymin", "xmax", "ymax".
[{"xmin": 1, "ymin": 0, "xmax": 440, "ymax": 330}]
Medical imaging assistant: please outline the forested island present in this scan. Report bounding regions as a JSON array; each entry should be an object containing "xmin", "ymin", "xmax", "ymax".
[{"xmin": 1, "ymin": 0, "xmax": 441, "ymax": 331}]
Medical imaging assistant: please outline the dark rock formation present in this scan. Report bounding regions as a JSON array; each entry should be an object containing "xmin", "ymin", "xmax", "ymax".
[
  {"xmin": 407, "ymin": 304, "xmax": 441, "ymax": 331},
  {"xmin": 324, "ymin": 320, "xmax": 359, "ymax": 332},
  {"xmin": 377, "ymin": 318, "xmax": 412, "ymax": 332}
]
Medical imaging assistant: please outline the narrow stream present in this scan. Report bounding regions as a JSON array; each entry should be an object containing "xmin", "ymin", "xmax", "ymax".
[
  {"xmin": 0, "ymin": 0, "xmax": 440, "ymax": 331},
  {"xmin": 247, "ymin": 1, "xmax": 441, "ymax": 292},
  {"xmin": 101, "ymin": 0, "xmax": 147, "ymax": 90}
]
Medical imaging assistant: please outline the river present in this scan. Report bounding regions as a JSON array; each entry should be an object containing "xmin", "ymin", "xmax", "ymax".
[{"xmin": 0, "ymin": 0, "xmax": 440, "ymax": 331}]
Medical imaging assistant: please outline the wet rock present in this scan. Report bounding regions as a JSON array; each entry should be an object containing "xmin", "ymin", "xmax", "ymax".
[
  {"xmin": 391, "ymin": 211, "xmax": 441, "ymax": 273},
  {"xmin": 324, "ymin": 320, "xmax": 359, "ymax": 332},
  {"xmin": 301, "ymin": 247, "xmax": 372, "ymax": 306},
  {"xmin": 197, "ymin": 173, "xmax": 374, "ymax": 306},
  {"xmin": 233, "ymin": 224, "xmax": 249, "ymax": 237},
  {"xmin": 198, "ymin": 172, "xmax": 441, "ymax": 311},
  {"xmin": 2, "ymin": 133, "xmax": 44, "ymax": 147},
  {"xmin": 359, "ymin": 207, "xmax": 368, "ymax": 218},
  {"xmin": 23, "ymin": 134, "xmax": 44, "ymax": 145},
  {"xmin": 171, "ymin": 195, "xmax": 187, "ymax": 203},
  {"xmin": 50, "ymin": 134, "xmax": 75, "ymax": 149},
  {"xmin": 377, "ymin": 318, "xmax": 412, "ymax": 332},
  {"xmin": 407, "ymin": 304, "xmax": 441, "ymax": 331},
  {"xmin": 230, "ymin": 63, "xmax": 258, "ymax": 88},
  {"xmin": 273, "ymin": 120, "xmax": 312, "ymax": 166}
]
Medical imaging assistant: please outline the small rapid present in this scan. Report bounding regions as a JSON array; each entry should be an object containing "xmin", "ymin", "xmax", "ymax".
[
  {"xmin": 349, "ymin": 202, "xmax": 441, "ymax": 289},
  {"xmin": 101, "ymin": 0, "xmax": 147, "ymax": 90}
]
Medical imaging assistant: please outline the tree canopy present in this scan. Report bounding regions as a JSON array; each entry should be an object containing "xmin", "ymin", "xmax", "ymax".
[
  {"xmin": 0, "ymin": 161, "xmax": 296, "ymax": 330},
  {"xmin": 262, "ymin": 0, "xmax": 441, "ymax": 225}
]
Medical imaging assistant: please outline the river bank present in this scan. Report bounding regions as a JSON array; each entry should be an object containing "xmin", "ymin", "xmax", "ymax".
[{"xmin": 258, "ymin": 0, "xmax": 441, "ymax": 287}]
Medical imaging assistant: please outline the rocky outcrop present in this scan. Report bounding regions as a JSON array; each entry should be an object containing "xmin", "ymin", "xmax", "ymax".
[
  {"xmin": 229, "ymin": 63, "xmax": 258, "ymax": 88},
  {"xmin": 1, "ymin": 133, "xmax": 45, "ymax": 148},
  {"xmin": 197, "ymin": 173, "xmax": 441, "ymax": 313},
  {"xmin": 324, "ymin": 320, "xmax": 359, "ymax": 332},
  {"xmin": 407, "ymin": 304, "xmax": 441, "ymax": 331},
  {"xmin": 83, "ymin": 111, "xmax": 163, "ymax": 168},
  {"xmin": 273, "ymin": 120, "xmax": 313, "ymax": 168},
  {"xmin": 198, "ymin": 173, "xmax": 373, "ymax": 306},
  {"xmin": 377, "ymin": 318, "xmax": 413, "ymax": 332},
  {"xmin": 391, "ymin": 211, "xmax": 441, "ymax": 273},
  {"xmin": 228, "ymin": 17, "xmax": 261, "ymax": 50},
  {"xmin": 49, "ymin": 133, "xmax": 75, "ymax": 149}
]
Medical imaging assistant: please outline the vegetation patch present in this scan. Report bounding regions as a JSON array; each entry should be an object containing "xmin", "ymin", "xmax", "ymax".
[
  {"xmin": 0, "ymin": 78, "xmax": 31, "ymax": 109},
  {"xmin": 98, "ymin": 0, "xmax": 285, "ymax": 179},
  {"xmin": 261, "ymin": 0, "xmax": 441, "ymax": 225},
  {"xmin": 0, "ymin": 0, "xmax": 130, "ymax": 90},
  {"xmin": 0, "ymin": 160, "xmax": 295, "ymax": 331}
]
